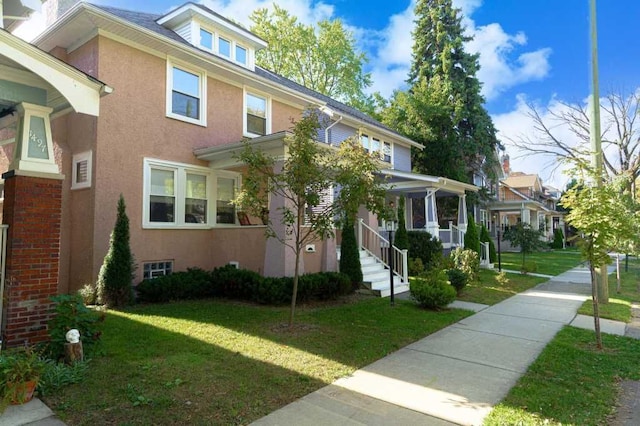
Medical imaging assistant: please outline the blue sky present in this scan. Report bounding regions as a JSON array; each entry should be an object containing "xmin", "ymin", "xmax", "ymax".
[{"xmin": 15, "ymin": 0, "xmax": 639, "ymax": 188}]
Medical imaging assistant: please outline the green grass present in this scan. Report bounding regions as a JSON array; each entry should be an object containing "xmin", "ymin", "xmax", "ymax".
[
  {"xmin": 578, "ymin": 257, "xmax": 640, "ymax": 322},
  {"xmin": 498, "ymin": 249, "xmax": 582, "ymax": 276},
  {"xmin": 485, "ymin": 327, "xmax": 640, "ymax": 425},
  {"xmin": 44, "ymin": 297, "xmax": 472, "ymax": 425},
  {"xmin": 456, "ymin": 269, "xmax": 547, "ymax": 305}
]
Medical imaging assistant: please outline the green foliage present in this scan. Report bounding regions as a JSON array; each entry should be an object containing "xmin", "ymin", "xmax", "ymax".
[
  {"xmin": 384, "ymin": 0, "xmax": 498, "ymax": 181},
  {"xmin": 550, "ymin": 228, "xmax": 565, "ymax": 249},
  {"xmin": 96, "ymin": 194, "xmax": 135, "ymax": 307},
  {"xmin": 450, "ymin": 247, "xmax": 480, "ymax": 282},
  {"xmin": 136, "ymin": 265, "xmax": 352, "ymax": 306},
  {"xmin": 502, "ymin": 223, "xmax": 547, "ymax": 268},
  {"xmin": 0, "ymin": 347, "xmax": 45, "ymax": 404},
  {"xmin": 463, "ymin": 216, "xmax": 481, "ymax": 255},
  {"xmin": 479, "ymin": 224, "xmax": 497, "ymax": 263},
  {"xmin": 48, "ymin": 294, "xmax": 104, "ymax": 360},
  {"xmin": 250, "ymin": 5, "xmax": 371, "ymax": 106},
  {"xmin": 136, "ymin": 268, "xmax": 215, "ymax": 303},
  {"xmin": 38, "ymin": 360, "xmax": 89, "ymax": 397},
  {"xmin": 236, "ymin": 110, "xmax": 387, "ymax": 326},
  {"xmin": 407, "ymin": 231, "xmax": 443, "ymax": 269},
  {"xmin": 408, "ymin": 257, "xmax": 425, "ymax": 276},
  {"xmin": 446, "ymin": 268, "xmax": 469, "ymax": 295},
  {"xmin": 495, "ymin": 271, "xmax": 510, "ymax": 286},
  {"xmin": 339, "ymin": 218, "xmax": 363, "ymax": 286},
  {"xmin": 78, "ymin": 284, "xmax": 97, "ymax": 305},
  {"xmin": 394, "ymin": 197, "xmax": 409, "ymax": 250},
  {"xmin": 410, "ymin": 270, "xmax": 456, "ymax": 309}
]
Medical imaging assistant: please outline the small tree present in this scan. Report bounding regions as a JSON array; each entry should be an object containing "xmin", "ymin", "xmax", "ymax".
[
  {"xmin": 463, "ymin": 216, "xmax": 480, "ymax": 255},
  {"xmin": 551, "ymin": 228, "xmax": 565, "ymax": 249},
  {"xmin": 96, "ymin": 194, "xmax": 135, "ymax": 307},
  {"xmin": 339, "ymin": 217, "xmax": 362, "ymax": 286},
  {"xmin": 562, "ymin": 174, "xmax": 639, "ymax": 349},
  {"xmin": 394, "ymin": 197, "xmax": 409, "ymax": 251},
  {"xmin": 236, "ymin": 110, "xmax": 387, "ymax": 327},
  {"xmin": 502, "ymin": 223, "xmax": 546, "ymax": 270}
]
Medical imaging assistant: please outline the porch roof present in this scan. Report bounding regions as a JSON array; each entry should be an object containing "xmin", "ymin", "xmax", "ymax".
[
  {"xmin": 194, "ymin": 131, "xmax": 292, "ymax": 169},
  {"xmin": 0, "ymin": 29, "xmax": 112, "ymax": 119},
  {"xmin": 380, "ymin": 169, "xmax": 479, "ymax": 197}
]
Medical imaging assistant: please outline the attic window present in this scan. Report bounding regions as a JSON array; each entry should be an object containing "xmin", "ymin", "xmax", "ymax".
[
  {"xmin": 235, "ymin": 45, "xmax": 247, "ymax": 65},
  {"xmin": 219, "ymin": 37, "xmax": 231, "ymax": 57},
  {"xmin": 200, "ymin": 29, "xmax": 213, "ymax": 50}
]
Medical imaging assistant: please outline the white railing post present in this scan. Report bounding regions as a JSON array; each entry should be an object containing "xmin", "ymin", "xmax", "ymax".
[
  {"xmin": 357, "ymin": 218, "xmax": 363, "ymax": 250},
  {"xmin": 402, "ymin": 249, "xmax": 408, "ymax": 282}
]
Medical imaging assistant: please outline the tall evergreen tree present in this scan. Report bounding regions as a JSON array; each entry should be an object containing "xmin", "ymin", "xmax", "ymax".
[
  {"xmin": 96, "ymin": 194, "xmax": 135, "ymax": 307},
  {"xmin": 385, "ymin": 0, "xmax": 498, "ymax": 182}
]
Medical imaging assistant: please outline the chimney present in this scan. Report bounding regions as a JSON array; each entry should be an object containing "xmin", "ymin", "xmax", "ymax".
[
  {"xmin": 45, "ymin": 0, "xmax": 78, "ymax": 26},
  {"xmin": 501, "ymin": 154, "xmax": 510, "ymax": 175}
]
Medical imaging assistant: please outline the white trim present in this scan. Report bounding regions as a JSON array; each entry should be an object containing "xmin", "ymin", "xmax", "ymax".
[
  {"xmin": 143, "ymin": 158, "xmax": 213, "ymax": 229},
  {"xmin": 71, "ymin": 150, "xmax": 92, "ymax": 190},
  {"xmin": 165, "ymin": 58, "xmax": 207, "ymax": 127},
  {"xmin": 243, "ymin": 88, "xmax": 271, "ymax": 138},
  {"xmin": 213, "ymin": 169, "xmax": 242, "ymax": 226}
]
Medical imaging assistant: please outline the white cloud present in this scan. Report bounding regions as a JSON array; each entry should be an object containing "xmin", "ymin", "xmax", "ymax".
[
  {"xmin": 200, "ymin": 0, "xmax": 335, "ymax": 26},
  {"xmin": 12, "ymin": 11, "xmax": 45, "ymax": 42}
]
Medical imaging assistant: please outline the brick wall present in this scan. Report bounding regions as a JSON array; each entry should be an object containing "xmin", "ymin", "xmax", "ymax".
[{"xmin": 2, "ymin": 172, "xmax": 63, "ymax": 347}]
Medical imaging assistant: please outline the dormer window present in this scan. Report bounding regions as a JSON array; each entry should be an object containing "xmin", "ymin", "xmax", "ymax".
[
  {"xmin": 200, "ymin": 28, "xmax": 213, "ymax": 50},
  {"xmin": 235, "ymin": 45, "xmax": 247, "ymax": 65},
  {"xmin": 218, "ymin": 36, "xmax": 231, "ymax": 57}
]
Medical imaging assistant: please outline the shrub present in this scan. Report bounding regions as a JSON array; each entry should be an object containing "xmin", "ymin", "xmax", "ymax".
[
  {"xmin": 464, "ymin": 216, "xmax": 481, "ymax": 255},
  {"xmin": 211, "ymin": 266, "xmax": 263, "ymax": 300},
  {"xmin": 450, "ymin": 247, "xmax": 480, "ymax": 282},
  {"xmin": 339, "ymin": 218, "xmax": 363, "ymax": 286},
  {"xmin": 408, "ymin": 257, "xmax": 425, "ymax": 276},
  {"xmin": 78, "ymin": 284, "xmax": 97, "ymax": 305},
  {"xmin": 137, "ymin": 268, "xmax": 213, "ymax": 303},
  {"xmin": 446, "ymin": 268, "xmax": 468, "ymax": 295},
  {"xmin": 47, "ymin": 294, "xmax": 104, "ymax": 360},
  {"xmin": 38, "ymin": 360, "xmax": 90, "ymax": 397},
  {"xmin": 521, "ymin": 261, "xmax": 538, "ymax": 274},
  {"xmin": 410, "ymin": 270, "xmax": 456, "ymax": 309},
  {"xmin": 496, "ymin": 271, "xmax": 509, "ymax": 285},
  {"xmin": 551, "ymin": 228, "xmax": 564, "ymax": 249},
  {"xmin": 96, "ymin": 195, "xmax": 135, "ymax": 307},
  {"xmin": 408, "ymin": 231, "xmax": 443, "ymax": 269},
  {"xmin": 394, "ymin": 197, "xmax": 409, "ymax": 251}
]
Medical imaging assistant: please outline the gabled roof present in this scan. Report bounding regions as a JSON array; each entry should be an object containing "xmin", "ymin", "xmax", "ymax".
[
  {"xmin": 41, "ymin": 2, "xmax": 420, "ymax": 148},
  {"xmin": 502, "ymin": 173, "xmax": 541, "ymax": 191}
]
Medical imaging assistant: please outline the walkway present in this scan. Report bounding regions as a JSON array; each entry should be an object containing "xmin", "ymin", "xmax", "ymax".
[{"xmin": 252, "ymin": 264, "xmax": 611, "ymax": 426}]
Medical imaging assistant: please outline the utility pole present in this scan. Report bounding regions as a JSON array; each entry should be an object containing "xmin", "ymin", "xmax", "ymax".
[{"xmin": 589, "ymin": 0, "xmax": 608, "ymax": 303}]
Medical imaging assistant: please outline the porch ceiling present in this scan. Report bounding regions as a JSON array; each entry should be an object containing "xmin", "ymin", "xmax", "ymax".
[
  {"xmin": 381, "ymin": 169, "xmax": 479, "ymax": 197},
  {"xmin": 0, "ymin": 29, "xmax": 111, "ymax": 120}
]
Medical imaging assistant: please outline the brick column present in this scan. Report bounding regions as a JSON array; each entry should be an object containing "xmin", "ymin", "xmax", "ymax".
[{"xmin": 2, "ymin": 171, "xmax": 63, "ymax": 348}]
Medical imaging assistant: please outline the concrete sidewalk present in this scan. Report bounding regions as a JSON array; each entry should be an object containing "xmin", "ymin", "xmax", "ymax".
[{"xmin": 252, "ymin": 264, "xmax": 599, "ymax": 426}]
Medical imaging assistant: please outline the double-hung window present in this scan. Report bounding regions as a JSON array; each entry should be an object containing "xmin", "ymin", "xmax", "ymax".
[
  {"xmin": 144, "ymin": 159, "xmax": 211, "ymax": 228},
  {"xmin": 360, "ymin": 134, "xmax": 392, "ymax": 164},
  {"xmin": 167, "ymin": 60, "xmax": 206, "ymax": 126},
  {"xmin": 244, "ymin": 90, "xmax": 270, "ymax": 137},
  {"xmin": 216, "ymin": 173, "xmax": 238, "ymax": 224}
]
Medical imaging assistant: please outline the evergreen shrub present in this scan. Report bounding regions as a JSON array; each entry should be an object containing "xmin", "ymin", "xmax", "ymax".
[
  {"xmin": 339, "ymin": 219, "xmax": 363, "ymax": 286},
  {"xmin": 446, "ymin": 268, "xmax": 468, "ymax": 295},
  {"xmin": 408, "ymin": 231, "xmax": 443, "ymax": 269},
  {"xmin": 409, "ymin": 270, "xmax": 456, "ymax": 309}
]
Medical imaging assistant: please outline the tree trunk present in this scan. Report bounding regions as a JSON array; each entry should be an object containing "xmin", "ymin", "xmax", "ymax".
[
  {"xmin": 589, "ymin": 264, "xmax": 603, "ymax": 350},
  {"xmin": 597, "ymin": 263, "xmax": 609, "ymax": 303},
  {"xmin": 289, "ymin": 203, "xmax": 304, "ymax": 328},
  {"xmin": 64, "ymin": 342, "xmax": 84, "ymax": 364},
  {"xmin": 616, "ymin": 254, "xmax": 621, "ymax": 294}
]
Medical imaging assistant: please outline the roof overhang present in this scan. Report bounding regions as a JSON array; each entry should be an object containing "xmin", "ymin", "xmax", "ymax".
[
  {"xmin": 381, "ymin": 169, "xmax": 479, "ymax": 197},
  {"xmin": 194, "ymin": 131, "xmax": 291, "ymax": 169},
  {"xmin": 2, "ymin": 0, "xmax": 41, "ymax": 32},
  {"xmin": 0, "ymin": 28, "xmax": 112, "ymax": 118}
]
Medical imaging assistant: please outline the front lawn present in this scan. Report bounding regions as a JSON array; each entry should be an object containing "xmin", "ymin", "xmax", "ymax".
[
  {"xmin": 485, "ymin": 327, "xmax": 640, "ymax": 425},
  {"xmin": 497, "ymin": 249, "xmax": 582, "ymax": 276},
  {"xmin": 44, "ymin": 297, "xmax": 471, "ymax": 425},
  {"xmin": 578, "ymin": 256, "xmax": 640, "ymax": 322},
  {"xmin": 456, "ymin": 269, "xmax": 547, "ymax": 305}
]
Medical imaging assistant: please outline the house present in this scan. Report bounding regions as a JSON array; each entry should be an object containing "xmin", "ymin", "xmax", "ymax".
[
  {"xmin": 0, "ymin": 0, "xmax": 477, "ymax": 345},
  {"xmin": 487, "ymin": 154, "xmax": 565, "ymax": 244}
]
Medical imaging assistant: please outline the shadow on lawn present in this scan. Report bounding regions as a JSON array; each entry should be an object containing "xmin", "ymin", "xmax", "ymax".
[{"xmin": 45, "ymin": 311, "xmax": 328, "ymax": 425}]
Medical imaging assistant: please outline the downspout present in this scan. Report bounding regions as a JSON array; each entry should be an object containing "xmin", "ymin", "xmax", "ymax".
[{"xmin": 324, "ymin": 115, "xmax": 343, "ymax": 144}]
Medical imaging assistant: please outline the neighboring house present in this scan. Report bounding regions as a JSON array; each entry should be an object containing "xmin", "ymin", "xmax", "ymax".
[
  {"xmin": 487, "ymin": 155, "xmax": 565, "ymax": 242},
  {"xmin": 0, "ymin": 0, "xmax": 478, "ymax": 323}
]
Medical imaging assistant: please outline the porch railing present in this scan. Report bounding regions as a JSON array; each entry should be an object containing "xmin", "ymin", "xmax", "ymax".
[
  {"xmin": 357, "ymin": 219, "xmax": 408, "ymax": 284},
  {"xmin": 437, "ymin": 222, "xmax": 465, "ymax": 248}
]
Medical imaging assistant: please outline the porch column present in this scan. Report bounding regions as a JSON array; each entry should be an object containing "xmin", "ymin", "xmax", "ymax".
[
  {"xmin": 425, "ymin": 189, "xmax": 439, "ymax": 237},
  {"xmin": 1, "ymin": 103, "xmax": 64, "ymax": 347},
  {"xmin": 521, "ymin": 204, "xmax": 531, "ymax": 225},
  {"xmin": 263, "ymin": 161, "xmax": 303, "ymax": 277},
  {"xmin": 457, "ymin": 193, "xmax": 468, "ymax": 232}
]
